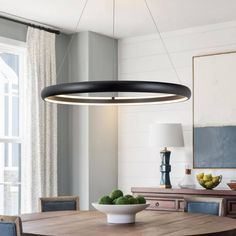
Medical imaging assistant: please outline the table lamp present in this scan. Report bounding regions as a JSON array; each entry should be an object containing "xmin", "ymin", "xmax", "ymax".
[{"xmin": 150, "ymin": 123, "xmax": 184, "ymax": 189}]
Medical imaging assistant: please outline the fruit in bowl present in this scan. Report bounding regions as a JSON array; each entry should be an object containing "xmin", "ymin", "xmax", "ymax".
[
  {"xmin": 98, "ymin": 190, "xmax": 146, "ymax": 205},
  {"xmin": 92, "ymin": 189, "xmax": 149, "ymax": 224},
  {"xmin": 196, "ymin": 173, "xmax": 222, "ymax": 189}
]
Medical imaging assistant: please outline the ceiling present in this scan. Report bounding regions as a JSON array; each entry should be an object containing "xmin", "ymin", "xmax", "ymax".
[{"xmin": 1, "ymin": 0, "xmax": 236, "ymax": 38}]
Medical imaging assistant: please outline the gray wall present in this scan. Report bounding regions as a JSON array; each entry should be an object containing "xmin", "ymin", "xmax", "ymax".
[
  {"xmin": 55, "ymin": 34, "xmax": 71, "ymax": 195},
  {"xmin": 69, "ymin": 32, "xmax": 118, "ymax": 210},
  {"xmin": 68, "ymin": 32, "xmax": 89, "ymax": 208},
  {"xmin": 0, "ymin": 18, "xmax": 27, "ymax": 41},
  {"xmin": 0, "ymin": 18, "xmax": 71, "ymax": 195}
]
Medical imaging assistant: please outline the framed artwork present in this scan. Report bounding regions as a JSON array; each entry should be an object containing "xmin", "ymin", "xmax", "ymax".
[{"xmin": 193, "ymin": 51, "xmax": 236, "ymax": 168}]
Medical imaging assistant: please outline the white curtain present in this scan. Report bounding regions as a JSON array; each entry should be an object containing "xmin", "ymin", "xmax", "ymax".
[{"xmin": 21, "ymin": 27, "xmax": 57, "ymax": 213}]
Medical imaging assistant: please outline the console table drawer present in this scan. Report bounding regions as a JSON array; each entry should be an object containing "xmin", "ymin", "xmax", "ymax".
[{"xmin": 146, "ymin": 198, "xmax": 184, "ymax": 211}]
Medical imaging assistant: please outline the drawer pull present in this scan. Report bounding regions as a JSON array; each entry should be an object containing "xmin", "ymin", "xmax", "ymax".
[{"xmin": 155, "ymin": 202, "xmax": 159, "ymax": 207}]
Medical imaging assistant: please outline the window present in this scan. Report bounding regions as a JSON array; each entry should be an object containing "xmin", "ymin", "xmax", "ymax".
[{"xmin": 0, "ymin": 38, "xmax": 25, "ymax": 215}]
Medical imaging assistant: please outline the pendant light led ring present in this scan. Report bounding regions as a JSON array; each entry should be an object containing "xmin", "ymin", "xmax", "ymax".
[{"xmin": 41, "ymin": 80, "xmax": 191, "ymax": 105}]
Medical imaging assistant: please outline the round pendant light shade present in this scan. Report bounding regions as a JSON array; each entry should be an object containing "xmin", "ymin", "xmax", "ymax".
[{"xmin": 41, "ymin": 80, "xmax": 191, "ymax": 105}]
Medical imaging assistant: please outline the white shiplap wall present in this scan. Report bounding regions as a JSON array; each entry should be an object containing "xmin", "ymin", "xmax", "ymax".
[{"xmin": 118, "ymin": 21, "xmax": 236, "ymax": 194}]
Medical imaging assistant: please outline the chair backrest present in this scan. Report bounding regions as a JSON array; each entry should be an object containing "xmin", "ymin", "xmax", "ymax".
[
  {"xmin": 39, "ymin": 196, "xmax": 80, "ymax": 212},
  {"xmin": 0, "ymin": 215, "xmax": 22, "ymax": 236},
  {"xmin": 184, "ymin": 196, "xmax": 224, "ymax": 216}
]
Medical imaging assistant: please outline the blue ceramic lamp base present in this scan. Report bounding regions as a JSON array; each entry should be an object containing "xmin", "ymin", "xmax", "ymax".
[{"xmin": 160, "ymin": 148, "xmax": 172, "ymax": 189}]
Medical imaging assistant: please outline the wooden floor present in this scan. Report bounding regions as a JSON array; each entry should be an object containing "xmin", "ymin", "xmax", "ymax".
[{"xmin": 21, "ymin": 210, "xmax": 236, "ymax": 236}]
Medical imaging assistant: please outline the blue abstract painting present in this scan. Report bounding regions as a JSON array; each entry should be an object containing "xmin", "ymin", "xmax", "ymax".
[{"xmin": 193, "ymin": 52, "xmax": 236, "ymax": 168}]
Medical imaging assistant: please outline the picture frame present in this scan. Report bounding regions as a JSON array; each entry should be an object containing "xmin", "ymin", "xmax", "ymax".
[{"xmin": 193, "ymin": 51, "xmax": 236, "ymax": 168}]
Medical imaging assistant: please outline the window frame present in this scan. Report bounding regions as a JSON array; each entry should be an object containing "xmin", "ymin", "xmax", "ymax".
[{"xmin": 0, "ymin": 36, "xmax": 26, "ymax": 214}]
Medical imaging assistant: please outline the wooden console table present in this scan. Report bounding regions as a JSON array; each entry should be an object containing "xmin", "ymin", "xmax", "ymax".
[{"xmin": 131, "ymin": 187, "xmax": 236, "ymax": 218}]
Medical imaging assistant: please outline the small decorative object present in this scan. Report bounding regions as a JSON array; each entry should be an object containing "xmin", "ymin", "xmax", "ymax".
[
  {"xmin": 196, "ymin": 173, "xmax": 222, "ymax": 189},
  {"xmin": 149, "ymin": 123, "xmax": 184, "ymax": 189},
  {"xmin": 179, "ymin": 165, "xmax": 196, "ymax": 189},
  {"xmin": 92, "ymin": 189, "xmax": 149, "ymax": 224},
  {"xmin": 227, "ymin": 181, "xmax": 236, "ymax": 190}
]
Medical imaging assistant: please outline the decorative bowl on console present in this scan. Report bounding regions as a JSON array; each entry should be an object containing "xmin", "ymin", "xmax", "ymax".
[{"xmin": 196, "ymin": 173, "xmax": 222, "ymax": 189}]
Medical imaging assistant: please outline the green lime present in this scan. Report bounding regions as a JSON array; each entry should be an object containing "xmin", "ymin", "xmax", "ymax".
[
  {"xmin": 115, "ymin": 196, "xmax": 129, "ymax": 205},
  {"xmin": 136, "ymin": 196, "xmax": 146, "ymax": 204},
  {"xmin": 128, "ymin": 197, "xmax": 138, "ymax": 204},
  {"xmin": 110, "ymin": 189, "xmax": 123, "ymax": 200},
  {"xmin": 98, "ymin": 195, "xmax": 112, "ymax": 204}
]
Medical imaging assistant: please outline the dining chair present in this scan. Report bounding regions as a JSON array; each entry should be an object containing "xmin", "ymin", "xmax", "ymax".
[
  {"xmin": 184, "ymin": 196, "xmax": 224, "ymax": 216},
  {"xmin": 0, "ymin": 215, "xmax": 23, "ymax": 236},
  {"xmin": 39, "ymin": 196, "xmax": 80, "ymax": 212}
]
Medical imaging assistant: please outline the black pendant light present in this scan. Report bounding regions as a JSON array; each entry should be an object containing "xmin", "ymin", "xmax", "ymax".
[
  {"xmin": 42, "ymin": 0, "xmax": 191, "ymax": 106},
  {"xmin": 42, "ymin": 80, "xmax": 191, "ymax": 105}
]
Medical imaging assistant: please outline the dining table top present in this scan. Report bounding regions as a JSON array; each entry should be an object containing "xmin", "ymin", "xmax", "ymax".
[{"xmin": 21, "ymin": 210, "xmax": 236, "ymax": 236}]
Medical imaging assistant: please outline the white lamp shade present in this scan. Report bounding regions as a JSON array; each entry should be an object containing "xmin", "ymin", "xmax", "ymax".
[{"xmin": 149, "ymin": 123, "xmax": 184, "ymax": 148}]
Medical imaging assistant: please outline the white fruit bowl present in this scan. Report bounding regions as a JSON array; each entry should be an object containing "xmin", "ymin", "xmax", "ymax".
[{"xmin": 92, "ymin": 203, "xmax": 150, "ymax": 224}]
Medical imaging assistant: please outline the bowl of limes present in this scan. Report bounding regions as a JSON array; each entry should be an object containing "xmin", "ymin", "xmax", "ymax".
[
  {"xmin": 92, "ymin": 189, "xmax": 149, "ymax": 224},
  {"xmin": 196, "ymin": 173, "xmax": 222, "ymax": 189}
]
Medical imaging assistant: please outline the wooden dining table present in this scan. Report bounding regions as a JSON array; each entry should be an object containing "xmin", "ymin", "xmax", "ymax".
[{"xmin": 21, "ymin": 210, "xmax": 236, "ymax": 236}]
